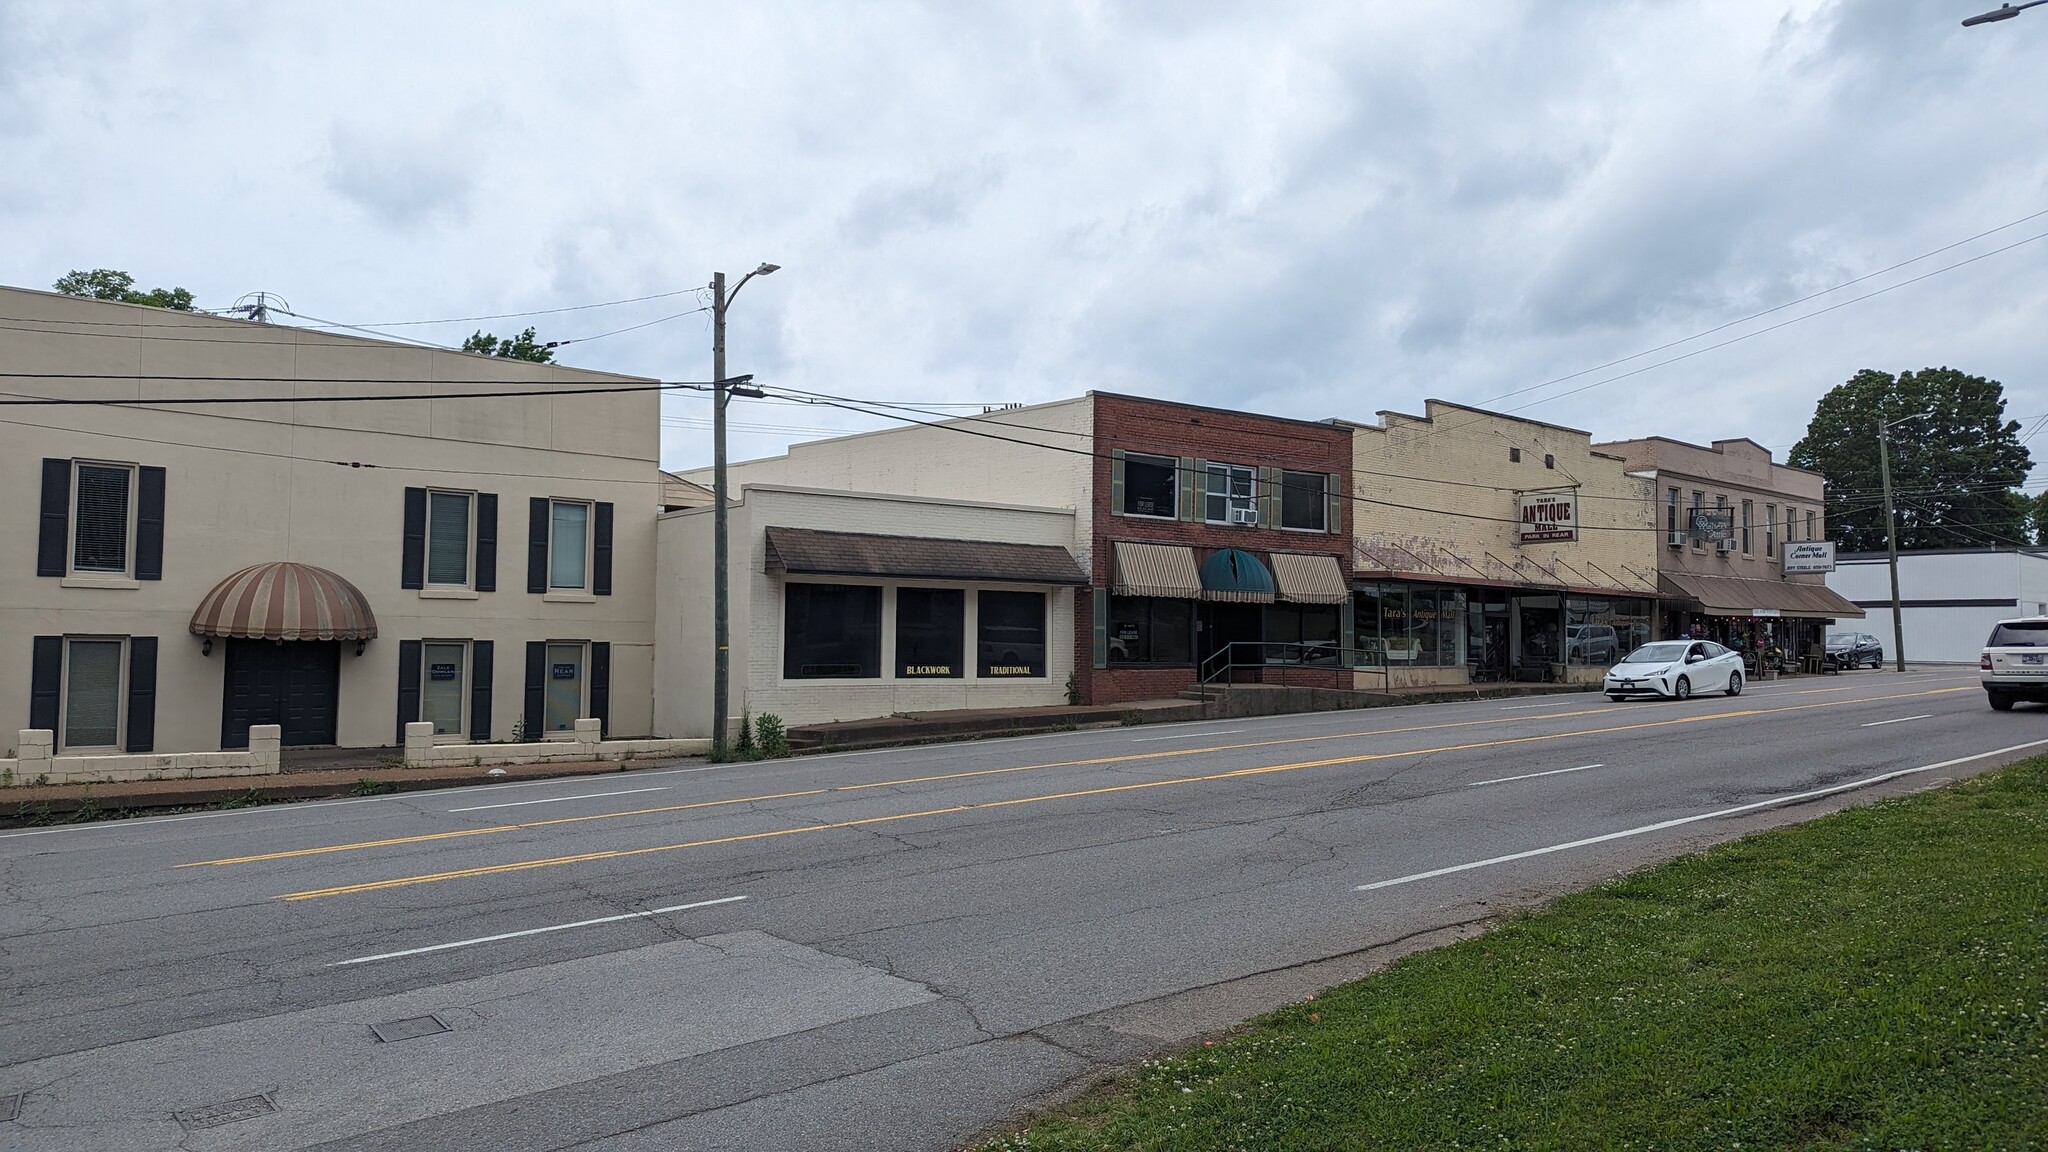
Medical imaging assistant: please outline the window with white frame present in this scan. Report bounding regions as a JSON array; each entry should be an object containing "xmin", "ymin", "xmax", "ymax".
[
  {"xmin": 1741, "ymin": 499, "xmax": 1754, "ymax": 554},
  {"xmin": 549, "ymin": 500, "xmax": 592, "ymax": 590},
  {"xmin": 1121, "ymin": 453, "xmax": 1178, "ymax": 518},
  {"xmin": 72, "ymin": 463, "xmax": 135, "ymax": 575},
  {"xmin": 1806, "ymin": 509, "xmax": 1816, "ymax": 541},
  {"xmin": 1765, "ymin": 504, "xmax": 1776, "ymax": 557},
  {"xmin": 420, "ymin": 641, "xmax": 468, "ymax": 736},
  {"xmin": 63, "ymin": 637, "xmax": 125, "ymax": 749},
  {"xmin": 1279, "ymin": 470, "xmax": 1327, "ymax": 531},
  {"xmin": 1205, "ymin": 464, "xmax": 1257, "ymax": 524},
  {"xmin": 426, "ymin": 490, "xmax": 473, "ymax": 586}
]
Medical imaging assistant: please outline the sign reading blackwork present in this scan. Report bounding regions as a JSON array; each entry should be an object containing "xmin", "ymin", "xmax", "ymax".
[{"xmin": 1516, "ymin": 492, "xmax": 1578, "ymax": 544}]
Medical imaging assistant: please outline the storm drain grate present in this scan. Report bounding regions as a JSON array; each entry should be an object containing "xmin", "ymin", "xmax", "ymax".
[
  {"xmin": 371, "ymin": 1014, "xmax": 451, "ymax": 1043},
  {"xmin": 1, "ymin": 1092, "xmax": 21, "ymax": 1123},
  {"xmin": 174, "ymin": 1094, "xmax": 276, "ymax": 1130}
]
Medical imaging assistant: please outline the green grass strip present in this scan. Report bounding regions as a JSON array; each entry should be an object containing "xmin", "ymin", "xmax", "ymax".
[{"xmin": 987, "ymin": 757, "xmax": 2048, "ymax": 1151}]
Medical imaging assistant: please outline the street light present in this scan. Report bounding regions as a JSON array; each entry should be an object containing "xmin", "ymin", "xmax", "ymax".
[
  {"xmin": 1963, "ymin": 1, "xmax": 2044, "ymax": 25},
  {"xmin": 711, "ymin": 263, "xmax": 779, "ymax": 757},
  {"xmin": 1877, "ymin": 411, "xmax": 1929, "ymax": 673}
]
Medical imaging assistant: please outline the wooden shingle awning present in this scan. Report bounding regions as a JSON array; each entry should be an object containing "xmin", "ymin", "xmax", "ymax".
[
  {"xmin": 764, "ymin": 527, "xmax": 1088, "ymax": 586},
  {"xmin": 1112, "ymin": 541, "xmax": 1202, "ymax": 599},
  {"xmin": 190, "ymin": 562, "xmax": 379, "ymax": 641},
  {"xmin": 1269, "ymin": 552, "xmax": 1349, "ymax": 604}
]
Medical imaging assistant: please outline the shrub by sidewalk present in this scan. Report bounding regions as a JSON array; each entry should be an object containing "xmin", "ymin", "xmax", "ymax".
[{"xmin": 986, "ymin": 757, "xmax": 2048, "ymax": 1150}]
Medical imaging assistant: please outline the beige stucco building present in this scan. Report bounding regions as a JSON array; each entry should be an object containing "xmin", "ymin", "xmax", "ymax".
[
  {"xmin": 2, "ymin": 285, "xmax": 660, "ymax": 756},
  {"xmin": 1341, "ymin": 401, "xmax": 1661, "ymax": 686},
  {"xmin": 1594, "ymin": 435, "xmax": 1862, "ymax": 659}
]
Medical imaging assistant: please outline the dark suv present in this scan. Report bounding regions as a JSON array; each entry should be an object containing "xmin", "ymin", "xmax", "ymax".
[{"xmin": 1824, "ymin": 632, "xmax": 1883, "ymax": 670}]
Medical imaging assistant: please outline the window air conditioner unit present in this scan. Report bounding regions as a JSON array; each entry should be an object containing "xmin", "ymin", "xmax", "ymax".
[
  {"xmin": 1230, "ymin": 507, "xmax": 1260, "ymax": 526},
  {"xmin": 1716, "ymin": 537, "xmax": 1737, "ymax": 553},
  {"xmin": 1667, "ymin": 531, "xmax": 1685, "ymax": 548}
]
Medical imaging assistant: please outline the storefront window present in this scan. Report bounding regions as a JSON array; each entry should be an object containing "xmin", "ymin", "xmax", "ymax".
[
  {"xmin": 1264, "ymin": 604, "xmax": 1341, "ymax": 664},
  {"xmin": 1353, "ymin": 585, "xmax": 1383, "ymax": 665},
  {"xmin": 1408, "ymin": 588, "xmax": 1440, "ymax": 665},
  {"xmin": 978, "ymin": 590, "xmax": 1047, "ymax": 677},
  {"xmin": 1564, "ymin": 597, "xmax": 1652, "ymax": 665},
  {"xmin": 1109, "ymin": 596, "xmax": 1192, "ymax": 665},
  {"xmin": 784, "ymin": 583, "xmax": 882, "ymax": 679},
  {"xmin": 896, "ymin": 587, "xmax": 964, "ymax": 678},
  {"xmin": 1354, "ymin": 583, "xmax": 1470, "ymax": 667}
]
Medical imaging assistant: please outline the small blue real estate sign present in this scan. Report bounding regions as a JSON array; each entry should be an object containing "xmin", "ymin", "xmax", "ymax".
[{"xmin": 552, "ymin": 663, "xmax": 578, "ymax": 680}]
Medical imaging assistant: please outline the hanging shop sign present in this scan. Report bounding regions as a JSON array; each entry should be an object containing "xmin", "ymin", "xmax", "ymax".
[
  {"xmin": 1516, "ymin": 492, "xmax": 1579, "ymax": 544},
  {"xmin": 1782, "ymin": 541, "xmax": 1836, "ymax": 574},
  {"xmin": 1688, "ymin": 508, "xmax": 1735, "ymax": 543}
]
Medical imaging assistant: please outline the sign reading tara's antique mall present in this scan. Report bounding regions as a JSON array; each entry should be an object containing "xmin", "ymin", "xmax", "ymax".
[
  {"xmin": 1782, "ymin": 540, "xmax": 1837, "ymax": 574},
  {"xmin": 1516, "ymin": 492, "xmax": 1579, "ymax": 544}
]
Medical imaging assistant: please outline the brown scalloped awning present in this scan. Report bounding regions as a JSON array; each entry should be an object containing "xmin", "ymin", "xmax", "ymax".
[
  {"xmin": 765, "ymin": 527, "xmax": 1088, "ymax": 586},
  {"xmin": 190, "ymin": 562, "xmax": 380, "ymax": 640}
]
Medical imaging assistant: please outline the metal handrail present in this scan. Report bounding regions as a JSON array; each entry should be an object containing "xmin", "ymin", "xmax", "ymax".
[{"xmin": 1196, "ymin": 641, "xmax": 1390, "ymax": 691}]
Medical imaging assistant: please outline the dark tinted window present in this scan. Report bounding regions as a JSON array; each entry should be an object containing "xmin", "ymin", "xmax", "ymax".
[
  {"xmin": 1989, "ymin": 621, "xmax": 2048, "ymax": 648},
  {"xmin": 1108, "ymin": 596, "xmax": 1192, "ymax": 665},
  {"xmin": 1123, "ymin": 453, "xmax": 1177, "ymax": 517},
  {"xmin": 896, "ymin": 587, "xmax": 963, "ymax": 678},
  {"xmin": 979, "ymin": 590, "xmax": 1046, "ymax": 677},
  {"xmin": 784, "ymin": 584, "xmax": 881, "ymax": 678},
  {"xmin": 73, "ymin": 464, "xmax": 131, "ymax": 573},
  {"xmin": 1280, "ymin": 470, "xmax": 1327, "ymax": 531}
]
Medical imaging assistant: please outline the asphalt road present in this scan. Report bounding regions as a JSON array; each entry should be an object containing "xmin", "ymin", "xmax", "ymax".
[{"xmin": 1, "ymin": 667, "xmax": 2031, "ymax": 1150}]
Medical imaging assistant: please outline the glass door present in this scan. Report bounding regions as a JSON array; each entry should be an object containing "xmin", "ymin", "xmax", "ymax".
[
  {"xmin": 421, "ymin": 642, "xmax": 466, "ymax": 736},
  {"xmin": 544, "ymin": 642, "xmax": 586, "ymax": 733}
]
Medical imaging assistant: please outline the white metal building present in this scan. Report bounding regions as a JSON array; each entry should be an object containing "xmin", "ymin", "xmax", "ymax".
[{"xmin": 1827, "ymin": 548, "xmax": 2048, "ymax": 665}]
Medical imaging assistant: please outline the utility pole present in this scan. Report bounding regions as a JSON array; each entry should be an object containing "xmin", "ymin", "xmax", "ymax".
[
  {"xmin": 1876, "ymin": 412, "xmax": 1925, "ymax": 674},
  {"xmin": 709, "ymin": 264, "xmax": 778, "ymax": 757}
]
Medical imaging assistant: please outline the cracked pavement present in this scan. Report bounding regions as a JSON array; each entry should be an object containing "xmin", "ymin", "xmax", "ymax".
[{"xmin": 0, "ymin": 668, "xmax": 2015, "ymax": 1150}]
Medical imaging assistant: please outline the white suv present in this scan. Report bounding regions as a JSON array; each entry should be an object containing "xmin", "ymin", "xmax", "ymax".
[{"xmin": 1980, "ymin": 617, "xmax": 2048, "ymax": 711}]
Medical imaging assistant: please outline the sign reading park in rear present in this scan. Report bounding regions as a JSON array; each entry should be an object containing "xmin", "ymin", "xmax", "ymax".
[
  {"xmin": 1783, "ymin": 540, "xmax": 1836, "ymax": 574},
  {"xmin": 1516, "ymin": 492, "xmax": 1578, "ymax": 544}
]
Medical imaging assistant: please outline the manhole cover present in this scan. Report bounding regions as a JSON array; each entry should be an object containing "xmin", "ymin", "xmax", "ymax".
[
  {"xmin": 371, "ymin": 1014, "xmax": 450, "ymax": 1043},
  {"xmin": 1, "ymin": 1092, "xmax": 20, "ymax": 1122},
  {"xmin": 174, "ymin": 1094, "xmax": 276, "ymax": 1130}
]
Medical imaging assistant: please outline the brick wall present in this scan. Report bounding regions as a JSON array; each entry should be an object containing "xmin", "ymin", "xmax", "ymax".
[{"xmin": 1077, "ymin": 394, "xmax": 1353, "ymax": 704}]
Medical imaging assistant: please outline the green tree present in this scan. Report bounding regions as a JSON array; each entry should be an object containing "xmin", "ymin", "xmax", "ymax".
[
  {"xmin": 2027, "ymin": 491, "xmax": 2048, "ymax": 546},
  {"xmin": 53, "ymin": 268, "xmax": 196, "ymax": 311},
  {"xmin": 1789, "ymin": 367, "xmax": 2031, "ymax": 552},
  {"xmin": 461, "ymin": 326, "xmax": 554, "ymax": 363}
]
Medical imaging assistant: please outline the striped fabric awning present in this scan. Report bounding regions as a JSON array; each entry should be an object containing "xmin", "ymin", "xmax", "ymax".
[
  {"xmin": 190, "ymin": 562, "xmax": 379, "ymax": 641},
  {"xmin": 1112, "ymin": 541, "xmax": 1203, "ymax": 599},
  {"xmin": 1269, "ymin": 552, "xmax": 1349, "ymax": 604}
]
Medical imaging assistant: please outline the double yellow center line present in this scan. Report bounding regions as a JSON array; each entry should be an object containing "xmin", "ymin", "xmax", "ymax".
[{"xmin": 261, "ymin": 685, "xmax": 1968, "ymax": 901}]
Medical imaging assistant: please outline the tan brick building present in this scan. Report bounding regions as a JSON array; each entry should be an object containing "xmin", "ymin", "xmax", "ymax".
[{"xmin": 1339, "ymin": 401, "xmax": 1661, "ymax": 687}]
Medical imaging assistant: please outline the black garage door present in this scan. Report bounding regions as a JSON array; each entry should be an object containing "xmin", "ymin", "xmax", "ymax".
[{"xmin": 222, "ymin": 639, "xmax": 340, "ymax": 748}]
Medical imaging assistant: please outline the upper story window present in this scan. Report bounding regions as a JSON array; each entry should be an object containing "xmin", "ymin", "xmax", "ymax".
[
  {"xmin": 1741, "ymin": 500, "xmax": 1754, "ymax": 554},
  {"xmin": 549, "ymin": 500, "xmax": 592, "ymax": 590},
  {"xmin": 72, "ymin": 463, "xmax": 136, "ymax": 575},
  {"xmin": 1509, "ymin": 447, "xmax": 1522, "ymax": 463},
  {"xmin": 426, "ymin": 490, "xmax": 473, "ymax": 586},
  {"xmin": 1122, "ymin": 453, "xmax": 1178, "ymax": 518},
  {"xmin": 1279, "ymin": 470, "xmax": 1328, "ymax": 531},
  {"xmin": 1765, "ymin": 504, "xmax": 1777, "ymax": 558},
  {"xmin": 1666, "ymin": 488, "xmax": 1681, "ymax": 546},
  {"xmin": 1806, "ymin": 510, "xmax": 1817, "ymax": 541},
  {"xmin": 1205, "ymin": 464, "xmax": 1257, "ymax": 525},
  {"xmin": 1690, "ymin": 491, "xmax": 1705, "ymax": 551}
]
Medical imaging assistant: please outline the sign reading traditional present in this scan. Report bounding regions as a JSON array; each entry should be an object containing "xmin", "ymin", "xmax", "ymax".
[
  {"xmin": 1782, "ymin": 540, "xmax": 1837, "ymax": 574},
  {"xmin": 1516, "ymin": 492, "xmax": 1578, "ymax": 544}
]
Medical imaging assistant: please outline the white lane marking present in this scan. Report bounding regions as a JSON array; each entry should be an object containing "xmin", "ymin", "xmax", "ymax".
[
  {"xmin": 329, "ymin": 895, "xmax": 750, "ymax": 966},
  {"xmin": 1496, "ymin": 700, "xmax": 1592, "ymax": 711},
  {"xmin": 447, "ymin": 786, "xmax": 669, "ymax": 813},
  {"xmin": 1468, "ymin": 763, "xmax": 1605, "ymax": 787},
  {"xmin": 1861, "ymin": 714, "xmax": 1932, "ymax": 728},
  {"xmin": 1357, "ymin": 738, "xmax": 2048, "ymax": 892},
  {"xmin": 1131, "ymin": 729, "xmax": 1247, "ymax": 742}
]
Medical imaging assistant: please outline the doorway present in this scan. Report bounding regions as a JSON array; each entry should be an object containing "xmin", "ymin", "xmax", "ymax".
[
  {"xmin": 221, "ymin": 639, "xmax": 341, "ymax": 748},
  {"xmin": 543, "ymin": 642, "xmax": 587, "ymax": 734}
]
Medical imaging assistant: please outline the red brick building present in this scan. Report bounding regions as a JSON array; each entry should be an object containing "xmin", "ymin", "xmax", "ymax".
[{"xmin": 1081, "ymin": 394, "xmax": 1353, "ymax": 704}]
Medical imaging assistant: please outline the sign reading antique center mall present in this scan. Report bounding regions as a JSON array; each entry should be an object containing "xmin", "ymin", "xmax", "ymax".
[
  {"xmin": 1782, "ymin": 540, "xmax": 1837, "ymax": 574},
  {"xmin": 1516, "ymin": 492, "xmax": 1578, "ymax": 544}
]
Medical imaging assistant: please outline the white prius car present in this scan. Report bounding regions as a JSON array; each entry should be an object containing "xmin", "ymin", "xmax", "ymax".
[{"xmin": 1604, "ymin": 640, "xmax": 1745, "ymax": 701}]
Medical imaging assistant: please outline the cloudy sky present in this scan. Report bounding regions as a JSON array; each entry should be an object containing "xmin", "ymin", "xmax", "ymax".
[{"xmin": 3, "ymin": 1, "xmax": 2043, "ymax": 479}]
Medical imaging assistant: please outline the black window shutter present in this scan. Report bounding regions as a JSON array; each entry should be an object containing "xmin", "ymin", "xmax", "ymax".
[
  {"xmin": 593, "ymin": 502, "xmax": 614, "ymax": 596},
  {"xmin": 401, "ymin": 488, "xmax": 427, "ymax": 590},
  {"xmin": 395, "ymin": 639, "xmax": 422, "ymax": 745},
  {"xmin": 30, "ymin": 636, "xmax": 63, "ymax": 734},
  {"xmin": 135, "ymin": 466, "xmax": 166, "ymax": 580},
  {"xmin": 523, "ymin": 641, "xmax": 545, "ymax": 737},
  {"xmin": 125, "ymin": 637, "xmax": 158, "ymax": 752},
  {"xmin": 589, "ymin": 642, "xmax": 611, "ymax": 737},
  {"xmin": 527, "ymin": 498, "xmax": 549, "ymax": 594},
  {"xmin": 38, "ymin": 459, "xmax": 71, "ymax": 577},
  {"xmin": 474, "ymin": 493, "xmax": 498, "ymax": 592},
  {"xmin": 470, "ymin": 640, "xmax": 494, "ymax": 741}
]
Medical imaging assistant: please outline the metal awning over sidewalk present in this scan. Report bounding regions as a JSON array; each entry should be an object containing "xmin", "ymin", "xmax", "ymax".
[
  {"xmin": 765, "ymin": 527, "xmax": 1088, "ymax": 586},
  {"xmin": 1659, "ymin": 571, "xmax": 1865, "ymax": 619}
]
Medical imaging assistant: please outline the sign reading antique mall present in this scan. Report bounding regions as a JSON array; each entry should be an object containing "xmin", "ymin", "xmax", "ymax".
[
  {"xmin": 1516, "ymin": 492, "xmax": 1579, "ymax": 544},
  {"xmin": 1782, "ymin": 540, "xmax": 1837, "ymax": 574}
]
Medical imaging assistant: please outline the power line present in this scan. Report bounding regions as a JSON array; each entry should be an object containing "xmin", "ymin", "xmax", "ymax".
[
  {"xmin": 3, "ymin": 286, "xmax": 709, "ymax": 330},
  {"xmin": 0, "ymin": 380, "xmax": 713, "ymax": 406}
]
